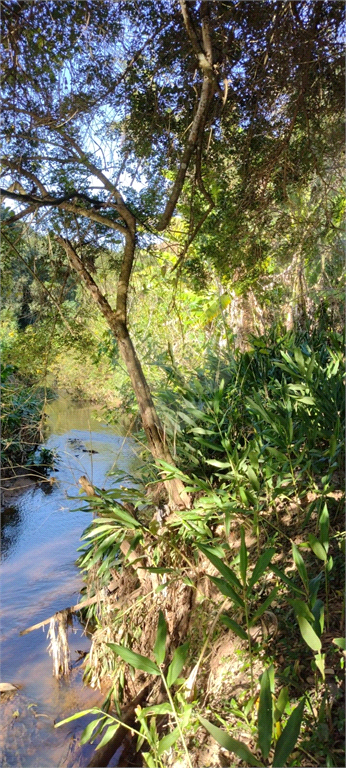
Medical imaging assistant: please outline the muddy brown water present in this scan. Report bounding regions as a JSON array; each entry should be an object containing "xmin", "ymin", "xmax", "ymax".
[{"xmin": 0, "ymin": 395, "xmax": 141, "ymax": 767}]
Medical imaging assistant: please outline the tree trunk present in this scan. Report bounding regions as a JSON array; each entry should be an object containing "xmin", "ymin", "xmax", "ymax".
[{"xmin": 56, "ymin": 236, "xmax": 190, "ymax": 510}]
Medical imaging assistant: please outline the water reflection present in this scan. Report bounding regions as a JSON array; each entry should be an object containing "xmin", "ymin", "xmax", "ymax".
[{"xmin": 1, "ymin": 505, "xmax": 24, "ymax": 561}]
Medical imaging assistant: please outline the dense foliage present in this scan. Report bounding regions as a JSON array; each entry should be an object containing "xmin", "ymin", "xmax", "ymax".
[{"xmin": 0, "ymin": 2, "xmax": 344, "ymax": 766}]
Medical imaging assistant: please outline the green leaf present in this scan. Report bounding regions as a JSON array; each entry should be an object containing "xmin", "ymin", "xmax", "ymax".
[
  {"xmin": 209, "ymin": 576, "xmax": 245, "ymax": 608},
  {"xmin": 289, "ymin": 598, "xmax": 315, "ymax": 622},
  {"xmin": 80, "ymin": 716, "xmax": 106, "ymax": 744},
  {"xmin": 166, "ymin": 641, "xmax": 189, "ymax": 688},
  {"xmin": 197, "ymin": 544, "xmax": 242, "ymax": 590},
  {"xmin": 153, "ymin": 611, "xmax": 167, "ymax": 667},
  {"xmin": 106, "ymin": 644, "xmax": 160, "ymax": 676},
  {"xmin": 258, "ymin": 666, "xmax": 274, "ymax": 759},
  {"xmin": 271, "ymin": 564, "xmax": 304, "ymax": 595},
  {"xmin": 55, "ymin": 708, "xmax": 101, "ymax": 727},
  {"xmin": 308, "ymin": 572, "xmax": 323, "ymax": 606},
  {"xmin": 297, "ymin": 617, "xmax": 322, "ymax": 652},
  {"xmin": 199, "ymin": 717, "xmax": 263, "ymax": 766},
  {"xmin": 292, "ymin": 544, "xmax": 309, "ymax": 590},
  {"xmin": 247, "ymin": 466, "xmax": 260, "ymax": 491},
  {"xmin": 96, "ymin": 723, "xmax": 119, "ymax": 750},
  {"xmin": 248, "ymin": 548, "xmax": 276, "ymax": 592},
  {"xmin": 240, "ymin": 526, "xmax": 248, "ymax": 586},
  {"xmin": 220, "ymin": 615, "xmax": 248, "ymax": 640},
  {"xmin": 141, "ymin": 703, "xmax": 173, "ymax": 716},
  {"xmin": 274, "ymin": 687, "xmax": 289, "ymax": 722},
  {"xmin": 249, "ymin": 588, "xmax": 279, "ymax": 626},
  {"xmin": 157, "ymin": 727, "xmax": 180, "ymax": 756},
  {"xmin": 272, "ymin": 699, "xmax": 305, "ymax": 767},
  {"xmin": 315, "ymin": 652, "xmax": 325, "ymax": 681},
  {"xmin": 308, "ymin": 534, "xmax": 327, "ymax": 562},
  {"xmin": 332, "ymin": 637, "xmax": 346, "ymax": 650}
]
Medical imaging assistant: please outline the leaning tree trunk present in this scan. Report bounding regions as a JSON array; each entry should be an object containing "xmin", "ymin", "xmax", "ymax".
[{"xmin": 56, "ymin": 235, "xmax": 190, "ymax": 510}]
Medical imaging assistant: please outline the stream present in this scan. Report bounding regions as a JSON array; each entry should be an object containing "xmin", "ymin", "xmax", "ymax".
[{"xmin": 1, "ymin": 395, "xmax": 141, "ymax": 768}]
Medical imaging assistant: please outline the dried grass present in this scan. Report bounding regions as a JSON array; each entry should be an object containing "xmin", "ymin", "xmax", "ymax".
[{"xmin": 47, "ymin": 610, "xmax": 72, "ymax": 678}]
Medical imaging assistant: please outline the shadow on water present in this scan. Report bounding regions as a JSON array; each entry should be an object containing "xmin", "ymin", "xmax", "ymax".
[{"xmin": 0, "ymin": 394, "xmax": 142, "ymax": 767}]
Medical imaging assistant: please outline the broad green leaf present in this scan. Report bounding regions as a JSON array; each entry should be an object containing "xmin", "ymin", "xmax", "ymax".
[
  {"xmin": 240, "ymin": 526, "xmax": 248, "ymax": 586},
  {"xmin": 274, "ymin": 687, "xmax": 289, "ymax": 722},
  {"xmin": 297, "ymin": 617, "xmax": 321, "ymax": 652},
  {"xmin": 209, "ymin": 576, "xmax": 244, "ymax": 608},
  {"xmin": 153, "ymin": 611, "xmax": 167, "ymax": 667},
  {"xmin": 157, "ymin": 727, "xmax": 180, "ymax": 756},
  {"xmin": 166, "ymin": 641, "xmax": 189, "ymax": 688},
  {"xmin": 292, "ymin": 544, "xmax": 308, "ymax": 589},
  {"xmin": 248, "ymin": 548, "xmax": 275, "ymax": 592},
  {"xmin": 249, "ymin": 588, "xmax": 279, "ymax": 626},
  {"xmin": 289, "ymin": 599, "xmax": 314, "ymax": 622},
  {"xmin": 315, "ymin": 652, "xmax": 325, "ymax": 681},
  {"xmin": 106, "ymin": 644, "xmax": 160, "ymax": 676},
  {"xmin": 258, "ymin": 666, "xmax": 274, "ymax": 759},
  {"xmin": 96, "ymin": 723, "xmax": 119, "ymax": 750},
  {"xmin": 272, "ymin": 699, "xmax": 305, "ymax": 767},
  {"xmin": 332, "ymin": 637, "xmax": 346, "ymax": 650},
  {"xmin": 308, "ymin": 534, "xmax": 327, "ymax": 562},
  {"xmin": 199, "ymin": 717, "xmax": 263, "ymax": 766},
  {"xmin": 220, "ymin": 614, "xmax": 248, "ymax": 640},
  {"xmin": 197, "ymin": 544, "xmax": 242, "ymax": 590}
]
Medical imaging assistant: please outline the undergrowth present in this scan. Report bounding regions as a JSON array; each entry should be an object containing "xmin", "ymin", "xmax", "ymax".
[
  {"xmin": 57, "ymin": 331, "xmax": 345, "ymax": 767},
  {"xmin": 0, "ymin": 363, "xmax": 50, "ymax": 472}
]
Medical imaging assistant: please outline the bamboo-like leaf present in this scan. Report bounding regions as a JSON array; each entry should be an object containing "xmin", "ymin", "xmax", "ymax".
[
  {"xmin": 315, "ymin": 652, "xmax": 325, "ymax": 681},
  {"xmin": 141, "ymin": 703, "xmax": 173, "ymax": 716},
  {"xmin": 271, "ymin": 564, "xmax": 304, "ymax": 595},
  {"xmin": 96, "ymin": 723, "xmax": 119, "ymax": 750},
  {"xmin": 199, "ymin": 717, "xmax": 263, "ymax": 766},
  {"xmin": 249, "ymin": 587, "xmax": 279, "ymax": 626},
  {"xmin": 157, "ymin": 727, "xmax": 180, "ymax": 756},
  {"xmin": 258, "ymin": 666, "xmax": 274, "ymax": 759},
  {"xmin": 240, "ymin": 526, "xmax": 247, "ymax": 586},
  {"xmin": 297, "ymin": 616, "xmax": 322, "ymax": 652},
  {"xmin": 220, "ymin": 614, "xmax": 248, "ymax": 640},
  {"xmin": 247, "ymin": 466, "xmax": 260, "ymax": 491},
  {"xmin": 248, "ymin": 548, "xmax": 276, "ymax": 592},
  {"xmin": 55, "ymin": 708, "xmax": 101, "ymax": 727},
  {"xmin": 308, "ymin": 534, "xmax": 327, "ymax": 562},
  {"xmin": 106, "ymin": 644, "xmax": 160, "ymax": 676},
  {"xmin": 274, "ymin": 687, "xmax": 289, "ymax": 722},
  {"xmin": 332, "ymin": 637, "xmax": 346, "ymax": 650},
  {"xmin": 272, "ymin": 699, "xmax": 305, "ymax": 767},
  {"xmin": 197, "ymin": 544, "xmax": 242, "ymax": 590},
  {"xmin": 292, "ymin": 544, "xmax": 309, "ymax": 589},
  {"xmin": 209, "ymin": 576, "xmax": 245, "ymax": 608},
  {"xmin": 166, "ymin": 641, "xmax": 189, "ymax": 688},
  {"xmin": 153, "ymin": 611, "xmax": 167, "ymax": 667},
  {"xmin": 308, "ymin": 572, "xmax": 323, "ymax": 605},
  {"xmin": 289, "ymin": 599, "xmax": 314, "ymax": 622},
  {"xmin": 319, "ymin": 504, "xmax": 329, "ymax": 552},
  {"xmin": 80, "ymin": 717, "xmax": 106, "ymax": 744}
]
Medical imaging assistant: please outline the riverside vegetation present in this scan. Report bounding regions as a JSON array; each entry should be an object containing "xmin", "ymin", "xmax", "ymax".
[{"xmin": 1, "ymin": 2, "xmax": 344, "ymax": 766}]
